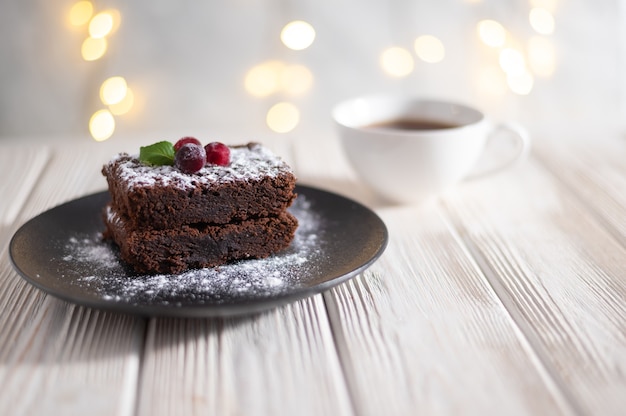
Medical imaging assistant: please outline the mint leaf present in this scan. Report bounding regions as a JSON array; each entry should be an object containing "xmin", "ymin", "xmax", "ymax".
[{"xmin": 139, "ymin": 141, "xmax": 175, "ymax": 166}]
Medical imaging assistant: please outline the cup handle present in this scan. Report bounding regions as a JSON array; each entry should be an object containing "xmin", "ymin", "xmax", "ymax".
[{"xmin": 465, "ymin": 122, "xmax": 531, "ymax": 181}]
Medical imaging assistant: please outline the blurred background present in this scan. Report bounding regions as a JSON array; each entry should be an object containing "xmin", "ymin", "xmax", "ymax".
[{"xmin": 0, "ymin": 0, "xmax": 623, "ymax": 143}]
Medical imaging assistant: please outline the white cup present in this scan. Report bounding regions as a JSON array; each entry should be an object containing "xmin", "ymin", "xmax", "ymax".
[{"xmin": 332, "ymin": 95, "xmax": 531, "ymax": 204}]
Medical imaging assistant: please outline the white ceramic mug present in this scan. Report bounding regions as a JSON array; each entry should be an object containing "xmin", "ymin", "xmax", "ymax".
[{"xmin": 332, "ymin": 95, "xmax": 530, "ymax": 204}]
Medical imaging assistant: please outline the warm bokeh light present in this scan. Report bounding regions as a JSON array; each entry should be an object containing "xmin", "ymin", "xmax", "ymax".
[
  {"xmin": 279, "ymin": 64, "xmax": 313, "ymax": 95},
  {"xmin": 266, "ymin": 102, "xmax": 300, "ymax": 133},
  {"xmin": 245, "ymin": 61, "xmax": 313, "ymax": 97},
  {"xmin": 477, "ymin": 19, "xmax": 506, "ymax": 48},
  {"xmin": 89, "ymin": 109, "xmax": 115, "ymax": 141},
  {"xmin": 380, "ymin": 47, "xmax": 414, "ymax": 77},
  {"xmin": 100, "ymin": 76, "xmax": 128, "ymax": 105},
  {"xmin": 528, "ymin": 36, "xmax": 556, "ymax": 77},
  {"xmin": 109, "ymin": 87, "xmax": 135, "ymax": 115},
  {"xmin": 499, "ymin": 48, "xmax": 526, "ymax": 76},
  {"xmin": 71, "ymin": 5, "xmax": 125, "ymax": 141},
  {"xmin": 245, "ymin": 61, "xmax": 285, "ymax": 97},
  {"xmin": 507, "ymin": 71, "xmax": 534, "ymax": 95},
  {"xmin": 280, "ymin": 20, "xmax": 316, "ymax": 51},
  {"xmin": 81, "ymin": 36, "xmax": 107, "ymax": 61},
  {"xmin": 529, "ymin": 8, "xmax": 555, "ymax": 35},
  {"xmin": 69, "ymin": 1, "xmax": 93, "ymax": 27},
  {"xmin": 89, "ymin": 12, "xmax": 114, "ymax": 38},
  {"xmin": 414, "ymin": 35, "xmax": 445, "ymax": 63},
  {"xmin": 105, "ymin": 9, "xmax": 122, "ymax": 34}
]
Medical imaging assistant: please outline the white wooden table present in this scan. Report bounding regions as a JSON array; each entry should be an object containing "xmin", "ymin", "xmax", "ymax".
[{"xmin": 1, "ymin": 129, "xmax": 625, "ymax": 416}]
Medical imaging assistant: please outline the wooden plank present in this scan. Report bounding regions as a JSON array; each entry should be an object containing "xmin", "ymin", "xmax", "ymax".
[
  {"xmin": 0, "ymin": 296, "xmax": 144, "ymax": 416},
  {"xmin": 0, "ymin": 143, "xmax": 146, "ymax": 416},
  {"xmin": 135, "ymin": 137, "xmax": 353, "ymax": 416},
  {"xmin": 0, "ymin": 143, "xmax": 51, "ymax": 227},
  {"xmin": 442, "ymin": 147, "xmax": 626, "ymax": 416},
  {"xmin": 293, "ymin": 135, "xmax": 570, "ymax": 415},
  {"xmin": 137, "ymin": 299, "xmax": 353, "ymax": 416},
  {"xmin": 533, "ymin": 135, "xmax": 626, "ymax": 246},
  {"xmin": 324, "ymin": 205, "xmax": 570, "ymax": 416}
]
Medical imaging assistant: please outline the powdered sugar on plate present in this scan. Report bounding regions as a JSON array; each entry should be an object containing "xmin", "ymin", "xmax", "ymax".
[{"xmin": 62, "ymin": 195, "xmax": 323, "ymax": 306}]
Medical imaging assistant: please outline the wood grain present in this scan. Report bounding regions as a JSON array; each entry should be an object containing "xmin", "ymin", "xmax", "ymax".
[
  {"xmin": 0, "ymin": 297, "xmax": 144, "ymax": 416},
  {"xmin": 533, "ymin": 136, "xmax": 626, "ymax": 247},
  {"xmin": 294, "ymin": 135, "xmax": 570, "ymax": 415},
  {"xmin": 442, "ymin": 148, "xmax": 626, "ymax": 416},
  {"xmin": 135, "ymin": 138, "xmax": 354, "ymax": 416},
  {"xmin": 0, "ymin": 143, "xmax": 50, "ymax": 227},
  {"xmin": 137, "ymin": 298, "xmax": 352, "ymax": 416},
  {"xmin": 324, "ymin": 205, "xmax": 570, "ymax": 416},
  {"xmin": 0, "ymin": 143, "xmax": 146, "ymax": 416},
  {"xmin": 2, "ymin": 133, "xmax": 626, "ymax": 415}
]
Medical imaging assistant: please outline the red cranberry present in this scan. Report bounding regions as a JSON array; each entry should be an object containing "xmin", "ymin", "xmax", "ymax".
[
  {"xmin": 174, "ymin": 136, "xmax": 202, "ymax": 152},
  {"xmin": 205, "ymin": 142, "xmax": 230, "ymax": 166},
  {"xmin": 175, "ymin": 143, "xmax": 206, "ymax": 173}
]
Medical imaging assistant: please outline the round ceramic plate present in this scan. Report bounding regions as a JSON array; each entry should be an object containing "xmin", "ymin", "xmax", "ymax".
[{"xmin": 9, "ymin": 185, "xmax": 388, "ymax": 317}]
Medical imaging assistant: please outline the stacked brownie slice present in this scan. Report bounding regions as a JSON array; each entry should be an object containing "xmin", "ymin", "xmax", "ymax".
[{"xmin": 101, "ymin": 143, "xmax": 298, "ymax": 274}]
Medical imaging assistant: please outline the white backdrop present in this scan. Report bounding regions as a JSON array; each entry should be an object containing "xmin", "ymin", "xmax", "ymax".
[{"xmin": 0, "ymin": 0, "xmax": 623, "ymax": 142}]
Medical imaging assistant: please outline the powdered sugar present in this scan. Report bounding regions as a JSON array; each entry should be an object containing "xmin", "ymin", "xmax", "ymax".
[
  {"xmin": 63, "ymin": 236, "xmax": 119, "ymax": 266},
  {"xmin": 107, "ymin": 143, "xmax": 293, "ymax": 191},
  {"xmin": 62, "ymin": 195, "xmax": 323, "ymax": 306}
]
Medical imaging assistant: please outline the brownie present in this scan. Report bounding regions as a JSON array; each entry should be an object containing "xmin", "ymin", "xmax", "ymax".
[
  {"xmin": 104, "ymin": 204, "xmax": 298, "ymax": 275},
  {"xmin": 102, "ymin": 143, "xmax": 297, "ymax": 230},
  {"xmin": 101, "ymin": 141, "xmax": 299, "ymax": 274}
]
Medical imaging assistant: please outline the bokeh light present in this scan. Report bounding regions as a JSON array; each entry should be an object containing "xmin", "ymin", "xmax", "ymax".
[
  {"xmin": 245, "ymin": 61, "xmax": 313, "ymax": 97},
  {"xmin": 280, "ymin": 20, "xmax": 316, "ymax": 51},
  {"xmin": 100, "ymin": 76, "xmax": 128, "ymax": 105},
  {"xmin": 380, "ymin": 47, "xmax": 414, "ymax": 77},
  {"xmin": 528, "ymin": 36, "xmax": 556, "ymax": 77},
  {"xmin": 70, "ymin": 4, "xmax": 126, "ymax": 140},
  {"xmin": 245, "ymin": 61, "xmax": 285, "ymax": 97},
  {"xmin": 69, "ymin": 1, "xmax": 93, "ymax": 27},
  {"xmin": 279, "ymin": 64, "xmax": 313, "ymax": 95},
  {"xmin": 266, "ymin": 102, "xmax": 300, "ymax": 133},
  {"xmin": 499, "ymin": 48, "xmax": 526, "ymax": 76},
  {"xmin": 109, "ymin": 87, "xmax": 135, "ymax": 115},
  {"xmin": 507, "ymin": 71, "xmax": 534, "ymax": 95},
  {"xmin": 89, "ymin": 12, "xmax": 113, "ymax": 38},
  {"xmin": 414, "ymin": 35, "xmax": 445, "ymax": 63},
  {"xmin": 81, "ymin": 36, "xmax": 107, "ymax": 61},
  {"xmin": 529, "ymin": 8, "xmax": 555, "ymax": 35},
  {"xmin": 105, "ymin": 9, "xmax": 122, "ymax": 34},
  {"xmin": 89, "ymin": 109, "xmax": 115, "ymax": 141},
  {"xmin": 477, "ymin": 19, "xmax": 507, "ymax": 48}
]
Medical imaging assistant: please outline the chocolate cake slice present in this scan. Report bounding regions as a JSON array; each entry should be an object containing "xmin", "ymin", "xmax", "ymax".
[
  {"xmin": 103, "ymin": 205, "xmax": 298, "ymax": 275},
  {"xmin": 102, "ymin": 143, "xmax": 297, "ymax": 230},
  {"xmin": 101, "ymin": 141, "xmax": 299, "ymax": 274}
]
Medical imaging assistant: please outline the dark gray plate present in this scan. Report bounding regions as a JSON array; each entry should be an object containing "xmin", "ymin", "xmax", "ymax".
[{"xmin": 9, "ymin": 185, "xmax": 388, "ymax": 317}]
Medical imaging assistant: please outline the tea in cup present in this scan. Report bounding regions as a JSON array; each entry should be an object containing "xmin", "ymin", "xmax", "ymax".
[{"xmin": 332, "ymin": 95, "xmax": 530, "ymax": 204}]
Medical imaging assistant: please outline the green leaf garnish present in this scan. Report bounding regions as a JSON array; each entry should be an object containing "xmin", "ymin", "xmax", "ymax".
[{"xmin": 139, "ymin": 141, "xmax": 175, "ymax": 166}]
